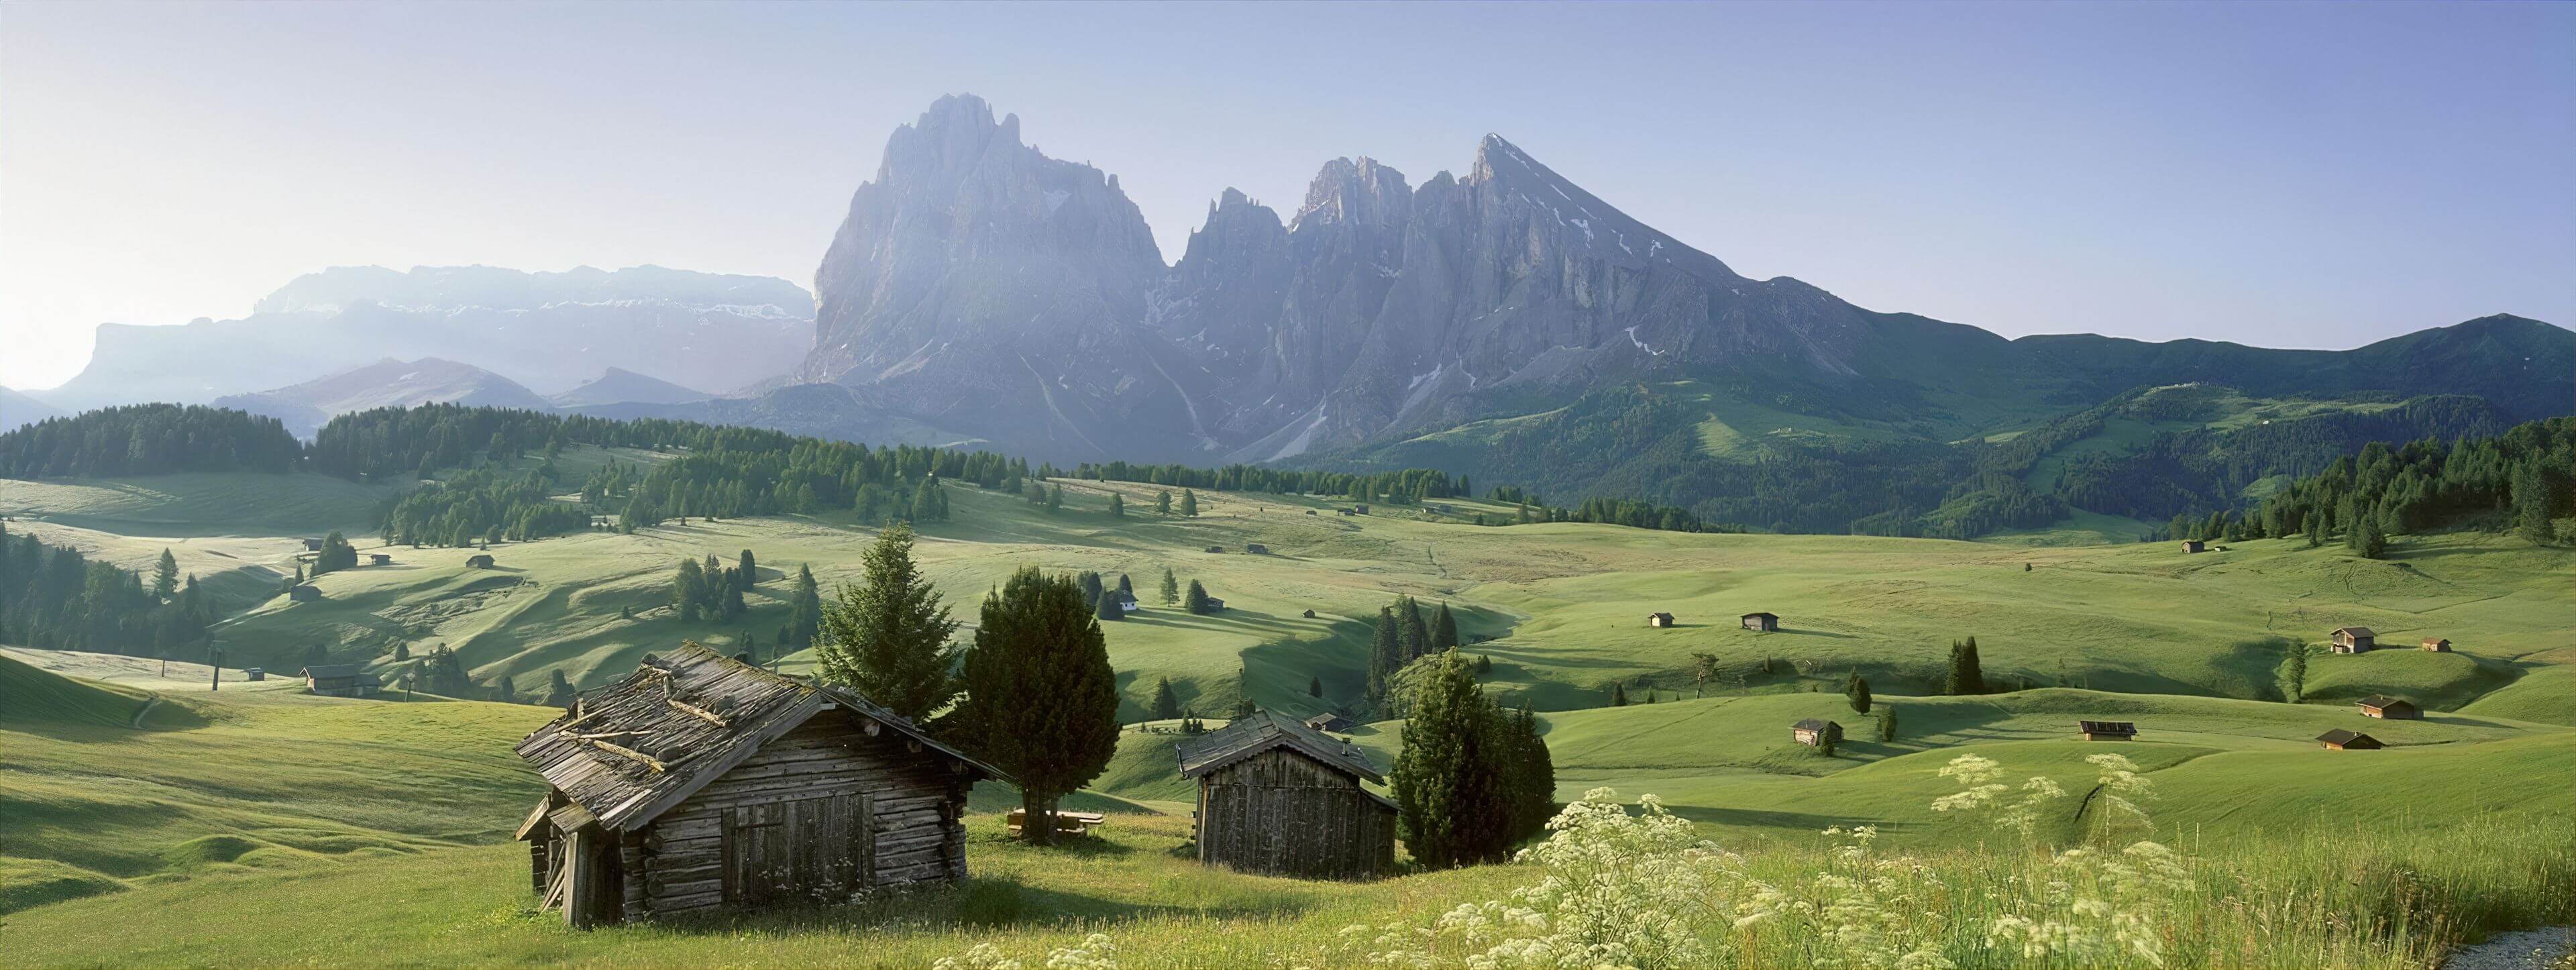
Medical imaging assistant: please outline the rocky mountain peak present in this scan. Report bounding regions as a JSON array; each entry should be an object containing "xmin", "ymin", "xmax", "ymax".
[{"xmin": 1293, "ymin": 157, "xmax": 1411, "ymax": 231}]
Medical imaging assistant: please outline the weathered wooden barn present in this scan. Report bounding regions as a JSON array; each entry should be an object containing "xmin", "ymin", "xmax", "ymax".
[
  {"xmin": 301, "ymin": 537, "xmax": 325, "ymax": 551},
  {"xmin": 1302, "ymin": 712, "xmax": 1356, "ymax": 733},
  {"xmin": 288, "ymin": 584, "xmax": 322, "ymax": 602},
  {"xmin": 2078, "ymin": 720, "xmax": 2137, "ymax": 741},
  {"xmin": 301, "ymin": 664, "xmax": 378, "ymax": 697},
  {"xmin": 513, "ymin": 643, "xmax": 1004, "ymax": 926},
  {"xmin": 2179, "ymin": 539, "xmax": 2206, "ymax": 553},
  {"xmin": 2329, "ymin": 627, "xmax": 2375, "ymax": 653},
  {"xmin": 2357, "ymin": 695, "xmax": 2421, "ymax": 720},
  {"xmin": 2316, "ymin": 729, "xmax": 2383, "ymax": 751},
  {"xmin": 1646, "ymin": 612, "xmax": 1676, "ymax": 629},
  {"xmin": 370, "ymin": 553, "xmax": 394, "ymax": 565},
  {"xmin": 1741, "ymin": 612, "xmax": 1780, "ymax": 632},
  {"xmin": 1790, "ymin": 718, "xmax": 1841, "ymax": 746},
  {"xmin": 1246, "ymin": 543, "xmax": 1271, "ymax": 555},
  {"xmin": 1177, "ymin": 711, "xmax": 1394, "ymax": 879},
  {"xmin": 2420, "ymin": 637, "xmax": 2452, "ymax": 652},
  {"xmin": 466, "ymin": 553, "xmax": 497, "ymax": 568}
]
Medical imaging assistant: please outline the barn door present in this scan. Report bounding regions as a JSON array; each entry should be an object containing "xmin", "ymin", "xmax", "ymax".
[{"xmin": 722, "ymin": 794, "xmax": 871, "ymax": 906}]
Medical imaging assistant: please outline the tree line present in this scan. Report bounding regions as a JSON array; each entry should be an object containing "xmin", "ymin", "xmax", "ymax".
[
  {"xmin": 2242, "ymin": 415, "xmax": 2573, "ymax": 556},
  {"xmin": 0, "ymin": 525, "xmax": 215, "ymax": 656},
  {"xmin": 0, "ymin": 404, "xmax": 302, "ymax": 479},
  {"xmin": 378, "ymin": 466, "xmax": 591, "ymax": 547},
  {"xmin": 1069, "ymin": 461, "xmax": 1464, "ymax": 506}
]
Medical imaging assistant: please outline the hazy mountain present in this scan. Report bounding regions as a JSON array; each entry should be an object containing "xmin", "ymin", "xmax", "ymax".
[
  {"xmin": 215, "ymin": 358, "xmax": 555, "ymax": 438},
  {"xmin": 784, "ymin": 95, "xmax": 2568, "ymax": 469},
  {"xmin": 1, "ymin": 388, "xmax": 66, "ymax": 432},
  {"xmin": 43, "ymin": 266, "xmax": 814, "ymax": 411},
  {"xmin": 547, "ymin": 368, "xmax": 713, "ymax": 408}
]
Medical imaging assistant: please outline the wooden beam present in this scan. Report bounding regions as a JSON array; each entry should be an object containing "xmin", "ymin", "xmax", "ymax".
[
  {"xmin": 585, "ymin": 738, "xmax": 668, "ymax": 773},
  {"xmin": 665, "ymin": 696, "xmax": 730, "ymax": 728}
]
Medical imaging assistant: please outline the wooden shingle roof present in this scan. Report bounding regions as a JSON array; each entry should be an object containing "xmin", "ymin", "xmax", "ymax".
[
  {"xmin": 2333, "ymin": 627, "xmax": 2376, "ymax": 637},
  {"xmin": 1177, "ymin": 710, "xmax": 1384, "ymax": 783},
  {"xmin": 514, "ymin": 642, "xmax": 1002, "ymax": 832},
  {"xmin": 2077, "ymin": 720, "xmax": 2137, "ymax": 734},
  {"xmin": 2316, "ymin": 729, "xmax": 2376, "ymax": 746},
  {"xmin": 1792, "ymin": 718, "xmax": 1839, "ymax": 731},
  {"xmin": 2356, "ymin": 694, "xmax": 2413, "ymax": 710},
  {"xmin": 300, "ymin": 664, "xmax": 361, "ymax": 679}
]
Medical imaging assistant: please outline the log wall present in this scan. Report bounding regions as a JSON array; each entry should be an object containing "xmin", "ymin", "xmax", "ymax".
[{"xmin": 1196, "ymin": 748, "xmax": 1393, "ymax": 879}]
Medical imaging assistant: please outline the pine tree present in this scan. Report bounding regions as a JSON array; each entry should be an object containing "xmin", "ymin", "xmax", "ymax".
[
  {"xmin": 1395, "ymin": 597, "xmax": 1428, "ymax": 660},
  {"xmin": 812, "ymin": 523, "xmax": 963, "ymax": 722},
  {"xmin": 1610, "ymin": 682, "xmax": 1629, "ymax": 706},
  {"xmin": 1309, "ymin": 675, "xmax": 1322, "ymax": 698},
  {"xmin": 394, "ymin": 643, "xmax": 411, "ymax": 661},
  {"xmin": 1046, "ymin": 484, "xmax": 1064, "ymax": 511},
  {"xmin": 1155, "ymin": 490, "xmax": 1173, "ymax": 515},
  {"xmin": 2351, "ymin": 513, "xmax": 2387, "ymax": 559},
  {"xmin": 497, "ymin": 674, "xmax": 517, "ymax": 704},
  {"xmin": 1116, "ymin": 574, "xmax": 1133, "ymax": 596},
  {"xmin": 1367, "ymin": 606, "xmax": 1401, "ymax": 704},
  {"xmin": 2516, "ymin": 462, "xmax": 2569, "ymax": 546},
  {"xmin": 1431, "ymin": 602, "xmax": 1460, "ymax": 653},
  {"xmin": 151, "ymin": 549, "xmax": 179, "ymax": 602},
  {"xmin": 1391, "ymin": 650, "xmax": 1513, "ymax": 869},
  {"xmin": 1095, "ymin": 588, "xmax": 1124, "ymax": 621},
  {"xmin": 1184, "ymin": 579, "xmax": 1214, "ymax": 614},
  {"xmin": 544, "ymin": 669, "xmax": 576, "ymax": 708},
  {"xmin": 790, "ymin": 563, "xmax": 822, "ymax": 647},
  {"xmin": 1108, "ymin": 493, "xmax": 1124, "ymax": 518},
  {"xmin": 2277, "ymin": 643, "xmax": 2308, "ymax": 702},
  {"xmin": 1499, "ymin": 702, "xmax": 1556, "ymax": 841},
  {"xmin": 1946, "ymin": 637, "xmax": 1986, "ymax": 695},
  {"xmin": 674, "ymin": 557, "xmax": 704, "ymax": 622},
  {"xmin": 1847, "ymin": 675, "xmax": 1872, "ymax": 714},
  {"xmin": 1159, "ymin": 568, "xmax": 1179, "ymax": 606},
  {"xmin": 737, "ymin": 549, "xmax": 757, "ymax": 589},
  {"xmin": 957, "ymin": 566, "xmax": 1119, "ymax": 845},
  {"xmin": 1877, "ymin": 704, "xmax": 1898, "ymax": 742},
  {"xmin": 1179, "ymin": 489, "xmax": 1199, "ymax": 517},
  {"xmin": 1150, "ymin": 677, "xmax": 1180, "ymax": 720},
  {"xmin": 1077, "ymin": 571, "xmax": 1104, "ymax": 607}
]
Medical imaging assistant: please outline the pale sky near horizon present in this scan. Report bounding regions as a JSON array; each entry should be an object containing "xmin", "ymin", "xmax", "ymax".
[{"xmin": 3, "ymin": 1, "xmax": 2570, "ymax": 391}]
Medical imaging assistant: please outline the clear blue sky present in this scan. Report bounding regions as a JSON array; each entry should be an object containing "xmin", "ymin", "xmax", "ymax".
[{"xmin": 5, "ymin": 1, "xmax": 2569, "ymax": 389}]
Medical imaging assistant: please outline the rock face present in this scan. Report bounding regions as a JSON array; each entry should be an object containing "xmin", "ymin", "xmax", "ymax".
[
  {"xmin": 47, "ymin": 266, "xmax": 814, "ymax": 411},
  {"xmin": 798, "ymin": 97, "xmax": 1915, "ymax": 463},
  {"xmin": 214, "ymin": 358, "xmax": 556, "ymax": 438},
  {"xmin": 547, "ymin": 368, "xmax": 713, "ymax": 409}
]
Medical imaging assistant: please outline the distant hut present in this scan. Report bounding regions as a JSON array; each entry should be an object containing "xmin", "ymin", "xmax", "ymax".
[
  {"xmin": 1245, "ymin": 543, "xmax": 1270, "ymax": 555},
  {"xmin": 466, "ymin": 553, "xmax": 497, "ymax": 568},
  {"xmin": 2356, "ymin": 695, "xmax": 2421, "ymax": 720},
  {"xmin": 2077, "ymin": 720, "xmax": 2137, "ymax": 741},
  {"xmin": 2179, "ymin": 539, "xmax": 2206, "ymax": 553},
  {"xmin": 302, "ymin": 537, "xmax": 325, "ymax": 551},
  {"xmin": 1303, "ymin": 712, "xmax": 1356, "ymax": 733},
  {"xmin": 1177, "ymin": 711, "xmax": 1394, "ymax": 879},
  {"xmin": 1790, "ymin": 718, "xmax": 1841, "ymax": 747},
  {"xmin": 301, "ymin": 663, "xmax": 376, "ymax": 697},
  {"xmin": 513, "ymin": 643, "xmax": 1005, "ymax": 926},
  {"xmin": 1741, "ymin": 612, "xmax": 1780, "ymax": 633},
  {"xmin": 1301, "ymin": 608, "xmax": 1317, "ymax": 618},
  {"xmin": 370, "ymin": 553, "xmax": 394, "ymax": 566},
  {"xmin": 244, "ymin": 667, "xmax": 266, "ymax": 682},
  {"xmin": 2328, "ymin": 627, "xmax": 2375, "ymax": 653},
  {"xmin": 1110, "ymin": 590, "xmax": 1140, "ymax": 613},
  {"xmin": 1205, "ymin": 545, "xmax": 1226, "ymax": 553},
  {"xmin": 1646, "ymin": 612, "xmax": 1676, "ymax": 629},
  {"xmin": 2315, "ymin": 729, "xmax": 2383, "ymax": 751},
  {"xmin": 1203, "ymin": 596, "xmax": 1226, "ymax": 611},
  {"xmin": 2420, "ymin": 637, "xmax": 2452, "ymax": 653},
  {"xmin": 288, "ymin": 584, "xmax": 323, "ymax": 602}
]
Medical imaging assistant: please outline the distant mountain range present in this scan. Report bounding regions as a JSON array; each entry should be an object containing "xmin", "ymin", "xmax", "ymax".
[
  {"xmin": 215, "ymin": 358, "xmax": 555, "ymax": 438},
  {"xmin": 1, "ymin": 388, "xmax": 66, "ymax": 433},
  {"xmin": 39, "ymin": 265, "xmax": 814, "ymax": 412},
  {"xmin": 547, "ymin": 368, "xmax": 712, "ymax": 409}
]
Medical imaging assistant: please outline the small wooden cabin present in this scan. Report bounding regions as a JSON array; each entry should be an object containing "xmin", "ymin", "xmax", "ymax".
[
  {"xmin": 1177, "ymin": 711, "xmax": 1394, "ymax": 879},
  {"xmin": 1205, "ymin": 545, "xmax": 1226, "ymax": 553},
  {"xmin": 2357, "ymin": 695, "xmax": 2421, "ymax": 720},
  {"xmin": 513, "ymin": 644, "xmax": 1004, "ymax": 926},
  {"xmin": 301, "ymin": 537, "xmax": 325, "ymax": 551},
  {"xmin": 2316, "ymin": 729, "xmax": 2383, "ymax": 751},
  {"xmin": 288, "ymin": 584, "xmax": 323, "ymax": 602},
  {"xmin": 2329, "ymin": 627, "xmax": 2375, "ymax": 653},
  {"xmin": 467, "ymin": 554, "xmax": 496, "ymax": 568},
  {"xmin": 2179, "ymin": 539, "xmax": 2206, "ymax": 553},
  {"xmin": 1302, "ymin": 712, "xmax": 1356, "ymax": 734},
  {"xmin": 301, "ymin": 664, "xmax": 378, "ymax": 697},
  {"xmin": 1301, "ymin": 608, "xmax": 1317, "ymax": 618},
  {"xmin": 370, "ymin": 553, "xmax": 394, "ymax": 565},
  {"xmin": 1741, "ymin": 612, "xmax": 1780, "ymax": 633},
  {"xmin": 1245, "ymin": 543, "xmax": 1270, "ymax": 555},
  {"xmin": 1790, "ymin": 718, "xmax": 1841, "ymax": 746},
  {"xmin": 1646, "ymin": 612, "xmax": 1676, "ymax": 629},
  {"xmin": 1203, "ymin": 597, "xmax": 1226, "ymax": 611},
  {"xmin": 2420, "ymin": 637, "xmax": 2452, "ymax": 653},
  {"xmin": 2078, "ymin": 720, "xmax": 2137, "ymax": 741},
  {"xmin": 244, "ymin": 667, "xmax": 266, "ymax": 682}
]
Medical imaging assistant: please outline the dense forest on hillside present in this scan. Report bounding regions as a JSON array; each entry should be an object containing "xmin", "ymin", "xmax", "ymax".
[
  {"xmin": 2245, "ymin": 416, "xmax": 2575, "ymax": 553},
  {"xmin": 1071, "ymin": 460, "xmax": 1464, "ymax": 506},
  {"xmin": 0, "ymin": 405, "xmax": 302, "ymax": 478},
  {"xmin": 0, "ymin": 523, "xmax": 214, "ymax": 655}
]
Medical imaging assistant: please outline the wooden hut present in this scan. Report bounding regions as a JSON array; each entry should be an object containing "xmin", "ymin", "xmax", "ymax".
[
  {"xmin": 244, "ymin": 667, "xmax": 266, "ymax": 682},
  {"xmin": 370, "ymin": 553, "xmax": 394, "ymax": 565},
  {"xmin": 1177, "ymin": 710, "xmax": 1394, "ymax": 879},
  {"xmin": 1302, "ymin": 712, "xmax": 1356, "ymax": 734},
  {"xmin": 288, "ymin": 584, "xmax": 323, "ymax": 602},
  {"xmin": 301, "ymin": 537, "xmax": 325, "ymax": 551},
  {"xmin": 2328, "ymin": 627, "xmax": 2375, "ymax": 653},
  {"xmin": 2357, "ymin": 695, "xmax": 2421, "ymax": 720},
  {"xmin": 2077, "ymin": 720, "xmax": 2137, "ymax": 741},
  {"xmin": 2316, "ymin": 729, "xmax": 2383, "ymax": 751},
  {"xmin": 1790, "ymin": 718, "xmax": 1841, "ymax": 747},
  {"xmin": 1646, "ymin": 612, "xmax": 1676, "ymax": 629},
  {"xmin": 1245, "ymin": 543, "xmax": 1270, "ymax": 555},
  {"xmin": 301, "ymin": 664, "xmax": 376, "ymax": 697},
  {"xmin": 1741, "ymin": 612, "xmax": 1780, "ymax": 632},
  {"xmin": 466, "ymin": 553, "xmax": 496, "ymax": 568},
  {"xmin": 2420, "ymin": 637, "xmax": 2452, "ymax": 653},
  {"xmin": 2179, "ymin": 539, "xmax": 2206, "ymax": 553},
  {"xmin": 513, "ymin": 643, "xmax": 1004, "ymax": 926},
  {"xmin": 1205, "ymin": 545, "xmax": 1226, "ymax": 553}
]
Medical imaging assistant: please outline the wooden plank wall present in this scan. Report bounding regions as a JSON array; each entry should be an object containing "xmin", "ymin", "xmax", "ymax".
[
  {"xmin": 1197, "ymin": 748, "xmax": 1391, "ymax": 879},
  {"xmin": 627, "ymin": 714, "xmax": 967, "ymax": 920}
]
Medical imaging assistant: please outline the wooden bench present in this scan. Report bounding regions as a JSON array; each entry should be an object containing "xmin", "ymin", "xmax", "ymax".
[{"xmin": 1005, "ymin": 808, "xmax": 1107, "ymax": 837}]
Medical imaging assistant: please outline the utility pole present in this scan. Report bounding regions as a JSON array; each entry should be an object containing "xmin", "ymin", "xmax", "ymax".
[{"xmin": 210, "ymin": 647, "xmax": 223, "ymax": 692}]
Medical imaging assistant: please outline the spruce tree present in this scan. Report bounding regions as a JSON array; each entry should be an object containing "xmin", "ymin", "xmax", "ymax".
[
  {"xmin": 1046, "ymin": 484, "xmax": 1064, "ymax": 511},
  {"xmin": 1077, "ymin": 571, "xmax": 1104, "ymax": 607},
  {"xmin": 1159, "ymin": 568, "xmax": 1179, "ymax": 606},
  {"xmin": 1500, "ymin": 702, "xmax": 1556, "ymax": 841},
  {"xmin": 1431, "ymin": 602, "xmax": 1460, "ymax": 653},
  {"xmin": 1179, "ymin": 489, "xmax": 1199, "ymax": 517},
  {"xmin": 151, "ymin": 549, "xmax": 179, "ymax": 602},
  {"xmin": 2278, "ymin": 643, "xmax": 2307, "ymax": 702},
  {"xmin": 813, "ymin": 523, "xmax": 963, "ymax": 722},
  {"xmin": 1610, "ymin": 682, "xmax": 1629, "ymax": 706},
  {"xmin": 957, "ymin": 566, "xmax": 1119, "ymax": 845},
  {"xmin": 1095, "ymin": 588, "xmax": 1124, "ymax": 621},
  {"xmin": 1309, "ymin": 675, "xmax": 1323, "ymax": 698},
  {"xmin": 544, "ymin": 669, "xmax": 576, "ymax": 708},
  {"xmin": 1184, "ymin": 579, "xmax": 1213, "ymax": 614},
  {"xmin": 1397, "ymin": 597, "xmax": 1430, "ymax": 660},
  {"xmin": 1391, "ymin": 650, "xmax": 1512, "ymax": 869},
  {"xmin": 1847, "ymin": 675, "xmax": 1872, "ymax": 714},
  {"xmin": 1367, "ymin": 606, "xmax": 1401, "ymax": 704},
  {"xmin": 1150, "ymin": 676, "xmax": 1180, "ymax": 720},
  {"xmin": 1878, "ymin": 704, "xmax": 1898, "ymax": 742},
  {"xmin": 1116, "ymin": 574, "xmax": 1134, "ymax": 596},
  {"xmin": 737, "ymin": 549, "xmax": 757, "ymax": 588},
  {"xmin": 1155, "ymin": 490, "xmax": 1173, "ymax": 515},
  {"xmin": 790, "ymin": 563, "xmax": 822, "ymax": 647},
  {"xmin": 394, "ymin": 642, "xmax": 411, "ymax": 661},
  {"xmin": 674, "ymin": 557, "xmax": 704, "ymax": 622},
  {"xmin": 1946, "ymin": 637, "xmax": 1986, "ymax": 695},
  {"xmin": 1109, "ymin": 493, "xmax": 1125, "ymax": 518}
]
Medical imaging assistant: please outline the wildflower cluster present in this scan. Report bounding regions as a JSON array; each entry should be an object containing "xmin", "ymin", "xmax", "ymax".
[
  {"xmin": 1731, "ymin": 824, "xmax": 1958, "ymax": 968},
  {"xmin": 1932, "ymin": 751, "xmax": 2200, "ymax": 967},
  {"xmin": 932, "ymin": 933, "xmax": 1118, "ymax": 970}
]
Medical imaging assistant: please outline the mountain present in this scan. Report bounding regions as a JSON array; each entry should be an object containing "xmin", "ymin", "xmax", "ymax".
[
  {"xmin": 214, "ymin": 358, "xmax": 554, "ymax": 438},
  {"xmin": 1, "ymin": 388, "xmax": 66, "ymax": 432},
  {"xmin": 789, "ymin": 95, "xmax": 2569, "ymax": 476},
  {"xmin": 43, "ymin": 266, "xmax": 814, "ymax": 411},
  {"xmin": 547, "ymin": 368, "xmax": 712, "ymax": 408}
]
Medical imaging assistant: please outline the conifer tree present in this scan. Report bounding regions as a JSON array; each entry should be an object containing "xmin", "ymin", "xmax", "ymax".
[
  {"xmin": 2351, "ymin": 512, "xmax": 2387, "ymax": 559},
  {"xmin": 737, "ymin": 549, "xmax": 757, "ymax": 589},
  {"xmin": 1150, "ymin": 676, "xmax": 1180, "ymax": 720},
  {"xmin": 1847, "ymin": 674, "xmax": 1872, "ymax": 714},
  {"xmin": 1432, "ymin": 602, "xmax": 1460, "ymax": 652},
  {"xmin": 1108, "ymin": 493, "xmax": 1124, "ymax": 518},
  {"xmin": 1946, "ymin": 637, "xmax": 1986, "ymax": 695},
  {"xmin": 1095, "ymin": 588, "xmax": 1124, "ymax": 621},
  {"xmin": 1158, "ymin": 567, "xmax": 1179, "ymax": 606},
  {"xmin": 1391, "ymin": 650, "xmax": 1513, "ymax": 869},
  {"xmin": 1183, "ymin": 579, "xmax": 1213, "ymax": 614},
  {"xmin": 1398, "ymin": 597, "xmax": 1430, "ymax": 660},
  {"xmin": 1367, "ymin": 606, "xmax": 1401, "ymax": 704},
  {"xmin": 1878, "ymin": 704, "xmax": 1898, "ymax": 742},
  {"xmin": 1155, "ymin": 490, "xmax": 1173, "ymax": 515},
  {"xmin": 674, "ymin": 557, "xmax": 704, "ymax": 622},
  {"xmin": 813, "ymin": 523, "xmax": 962, "ymax": 722},
  {"xmin": 1610, "ymin": 682, "xmax": 1628, "ymax": 706},
  {"xmin": 1179, "ymin": 489, "xmax": 1199, "ymax": 517},
  {"xmin": 1046, "ymin": 484, "xmax": 1064, "ymax": 511},
  {"xmin": 1499, "ymin": 702, "xmax": 1556, "ymax": 839},
  {"xmin": 1077, "ymin": 571, "xmax": 1104, "ymax": 607},
  {"xmin": 1309, "ymin": 675, "xmax": 1323, "ymax": 698},
  {"xmin": 790, "ymin": 563, "xmax": 822, "ymax": 647},
  {"xmin": 958, "ymin": 566, "xmax": 1119, "ymax": 844},
  {"xmin": 1116, "ymin": 574, "xmax": 1134, "ymax": 596},
  {"xmin": 151, "ymin": 549, "xmax": 179, "ymax": 602},
  {"xmin": 394, "ymin": 642, "xmax": 411, "ymax": 661},
  {"xmin": 544, "ymin": 669, "xmax": 576, "ymax": 708}
]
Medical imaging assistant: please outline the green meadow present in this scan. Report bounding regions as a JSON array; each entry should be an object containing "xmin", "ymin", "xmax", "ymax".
[{"xmin": 0, "ymin": 457, "xmax": 2569, "ymax": 965}]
